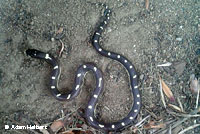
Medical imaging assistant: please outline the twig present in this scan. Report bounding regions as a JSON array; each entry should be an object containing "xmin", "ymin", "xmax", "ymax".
[
  {"xmin": 59, "ymin": 39, "xmax": 65, "ymax": 57},
  {"xmin": 144, "ymin": 108, "xmax": 157, "ymax": 119},
  {"xmin": 178, "ymin": 124, "xmax": 200, "ymax": 134},
  {"xmin": 8, "ymin": 118, "xmax": 41, "ymax": 134},
  {"xmin": 159, "ymin": 75, "xmax": 166, "ymax": 108},
  {"xmin": 135, "ymin": 115, "xmax": 151, "ymax": 127},
  {"xmin": 154, "ymin": 107, "xmax": 200, "ymax": 134},
  {"xmin": 42, "ymin": 105, "xmax": 83, "ymax": 127},
  {"xmin": 145, "ymin": 0, "xmax": 149, "ymax": 10},
  {"xmin": 177, "ymin": 97, "xmax": 184, "ymax": 112},
  {"xmin": 194, "ymin": 80, "xmax": 200, "ymax": 124},
  {"xmin": 34, "ymin": 121, "xmax": 49, "ymax": 134},
  {"xmin": 167, "ymin": 110, "xmax": 200, "ymax": 118},
  {"xmin": 168, "ymin": 125, "xmax": 172, "ymax": 134},
  {"xmin": 196, "ymin": 82, "xmax": 200, "ymax": 109}
]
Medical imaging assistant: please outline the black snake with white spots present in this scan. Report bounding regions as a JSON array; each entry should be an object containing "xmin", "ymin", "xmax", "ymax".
[{"xmin": 26, "ymin": 5, "xmax": 141, "ymax": 132}]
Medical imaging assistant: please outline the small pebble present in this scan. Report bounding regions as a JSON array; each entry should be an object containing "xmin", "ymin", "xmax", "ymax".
[
  {"xmin": 176, "ymin": 37, "xmax": 182, "ymax": 41},
  {"xmin": 51, "ymin": 37, "xmax": 55, "ymax": 42},
  {"xmin": 196, "ymin": 49, "xmax": 200, "ymax": 55},
  {"xmin": 174, "ymin": 61, "xmax": 186, "ymax": 75},
  {"xmin": 140, "ymin": 74, "xmax": 144, "ymax": 80}
]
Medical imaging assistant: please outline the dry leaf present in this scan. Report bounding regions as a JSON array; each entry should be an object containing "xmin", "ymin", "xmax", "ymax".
[
  {"xmin": 168, "ymin": 104, "xmax": 182, "ymax": 112},
  {"xmin": 190, "ymin": 74, "xmax": 200, "ymax": 93},
  {"xmin": 50, "ymin": 120, "xmax": 64, "ymax": 133},
  {"xmin": 159, "ymin": 77, "xmax": 175, "ymax": 102},
  {"xmin": 159, "ymin": 77, "xmax": 166, "ymax": 108}
]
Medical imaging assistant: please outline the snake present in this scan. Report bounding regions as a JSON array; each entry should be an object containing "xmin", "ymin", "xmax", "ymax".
[{"xmin": 26, "ymin": 5, "xmax": 141, "ymax": 132}]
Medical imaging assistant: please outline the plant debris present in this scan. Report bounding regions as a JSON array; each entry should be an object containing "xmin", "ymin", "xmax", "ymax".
[
  {"xmin": 157, "ymin": 62, "xmax": 172, "ymax": 67},
  {"xmin": 190, "ymin": 74, "xmax": 200, "ymax": 93},
  {"xmin": 50, "ymin": 120, "xmax": 64, "ymax": 133},
  {"xmin": 159, "ymin": 76, "xmax": 175, "ymax": 102}
]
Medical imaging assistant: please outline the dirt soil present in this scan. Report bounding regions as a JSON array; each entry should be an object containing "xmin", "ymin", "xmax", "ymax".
[{"xmin": 0, "ymin": 0, "xmax": 199, "ymax": 134}]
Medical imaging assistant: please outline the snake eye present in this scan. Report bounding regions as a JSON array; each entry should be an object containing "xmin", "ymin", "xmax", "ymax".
[{"xmin": 26, "ymin": 49, "xmax": 39, "ymax": 58}]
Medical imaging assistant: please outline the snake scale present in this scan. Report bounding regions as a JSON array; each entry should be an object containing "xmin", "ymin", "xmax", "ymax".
[{"xmin": 26, "ymin": 5, "xmax": 141, "ymax": 132}]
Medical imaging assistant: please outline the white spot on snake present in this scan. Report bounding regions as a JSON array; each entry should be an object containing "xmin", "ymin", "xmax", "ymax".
[
  {"xmin": 137, "ymin": 102, "xmax": 140, "ymax": 105},
  {"xmin": 130, "ymin": 116, "xmax": 134, "ymax": 120},
  {"xmin": 56, "ymin": 94, "xmax": 61, "ymax": 97},
  {"xmin": 96, "ymin": 32, "xmax": 100, "ymax": 35},
  {"xmin": 98, "ymin": 78, "xmax": 102, "ymax": 87},
  {"xmin": 88, "ymin": 105, "xmax": 92, "ymax": 109},
  {"xmin": 105, "ymin": 5, "xmax": 108, "ymax": 9},
  {"xmin": 52, "ymin": 76, "xmax": 55, "ymax": 79},
  {"xmin": 121, "ymin": 122, "xmax": 125, "ymax": 126},
  {"xmin": 94, "ymin": 67, "xmax": 97, "ymax": 71},
  {"xmin": 124, "ymin": 60, "xmax": 127, "ymax": 63},
  {"xmin": 51, "ymin": 86, "xmax": 55, "ymax": 89},
  {"xmin": 99, "ymin": 48, "xmax": 102, "ymax": 51},
  {"xmin": 77, "ymin": 73, "xmax": 81, "ymax": 77},
  {"xmin": 83, "ymin": 65, "xmax": 86, "ymax": 68},
  {"xmin": 133, "ymin": 75, "xmax": 137, "ymax": 79},
  {"xmin": 134, "ymin": 109, "xmax": 138, "ymax": 112},
  {"xmin": 112, "ymin": 125, "xmax": 115, "ymax": 128},
  {"xmin": 94, "ymin": 40, "xmax": 98, "ymax": 43},
  {"xmin": 54, "ymin": 66, "xmax": 58, "ymax": 69},
  {"xmin": 100, "ymin": 26, "xmax": 103, "ymax": 30},
  {"xmin": 99, "ymin": 124, "xmax": 104, "ymax": 128},
  {"xmin": 137, "ymin": 94, "xmax": 140, "ymax": 98},
  {"xmin": 108, "ymin": 16, "xmax": 110, "ymax": 20},
  {"xmin": 67, "ymin": 94, "xmax": 71, "ymax": 99},
  {"xmin": 104, "ymin": 21, "xmax": 107, "ymax": 24},
  {"xmin": 117, "ymin": 55, "xmax": 120, "ymax": 58},
  {"xmin": 134, "ymin": 85, "xmax": 138, "ymax": 88},
  {"xmin": 108, "ymin": 52, "xmax": 111, "ymax": 56},
  {"xmin": 130, "ymin": 65, "xmax": 133, "ymax": 69},
  {"xmin": 45, "ymin": 54, "xmax": 52, "ymax": 60},
  {"xmin": 75, "ymin": 85, "xmax": 80, "ymax": 90},
  {"xmin": 93, "ymin": 94, "xmax": 98, "ymax": 98},
  {"xmin": 90, "ymin": 116, "xmax": 93, "ymax": 122}
]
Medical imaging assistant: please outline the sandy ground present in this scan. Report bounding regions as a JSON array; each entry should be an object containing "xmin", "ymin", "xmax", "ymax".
[{"xmin": 0, "ymin": 0, "xmax": 199, "ymax": 134}]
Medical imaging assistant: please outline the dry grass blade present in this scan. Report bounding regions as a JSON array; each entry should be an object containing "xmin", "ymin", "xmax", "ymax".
[
  {"xmin": 177, "ymin": 97, "xmax": 184, "ymax": 112},
  {"xmin": 59, "ymin": 39, "xmax": 65, "ymax": 57},
  {"xmin": 154, "ymin": 106, "xmax": 200, "ymax": 134},
  {"xmin": 178, "ymin": 124, "xmax": 200, "ymax": 134},
  {"xmin": 144, "ymin": 121, "xmax": 166, "ymax": 129},
  {"xmin": 135, "ymin": 115, "xmax": 151, "ymax": 127},
  {"xmin": 168, "ymin": 104, "xmax": 182, "ymax": 112},
  {"xmin": 159, "ymin": 76, "xmax": 175, "ymax": 102},
  {"xmin": 196, "ymin": 80, "xmax": 200, "ymax": 109},
  {"xmin": 159, "ymin": 76, "xmax": 166, "ymax": 108},
  {"xmin": 145, "ymin": 0, "xmax": 149, "ymax": 10},
  {"xmin": 157, "ymin": 62, "xmax": 172, "ymax": 67}
]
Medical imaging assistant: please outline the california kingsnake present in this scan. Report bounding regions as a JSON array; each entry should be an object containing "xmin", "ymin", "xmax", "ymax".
[{"xmin": 26, "ymin": 5, "xmax": 141, "ymax": 132}]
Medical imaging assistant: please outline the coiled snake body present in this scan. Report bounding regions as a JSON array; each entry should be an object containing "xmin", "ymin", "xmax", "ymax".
[{"xmin": 26, "ymin": 6, "xmax": 141, "ymax": 132}]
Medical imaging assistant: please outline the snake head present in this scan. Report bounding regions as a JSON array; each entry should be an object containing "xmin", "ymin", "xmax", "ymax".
[{"xmin": 26, "ymin": 49, "xmax": 42, "ymax": 58}]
